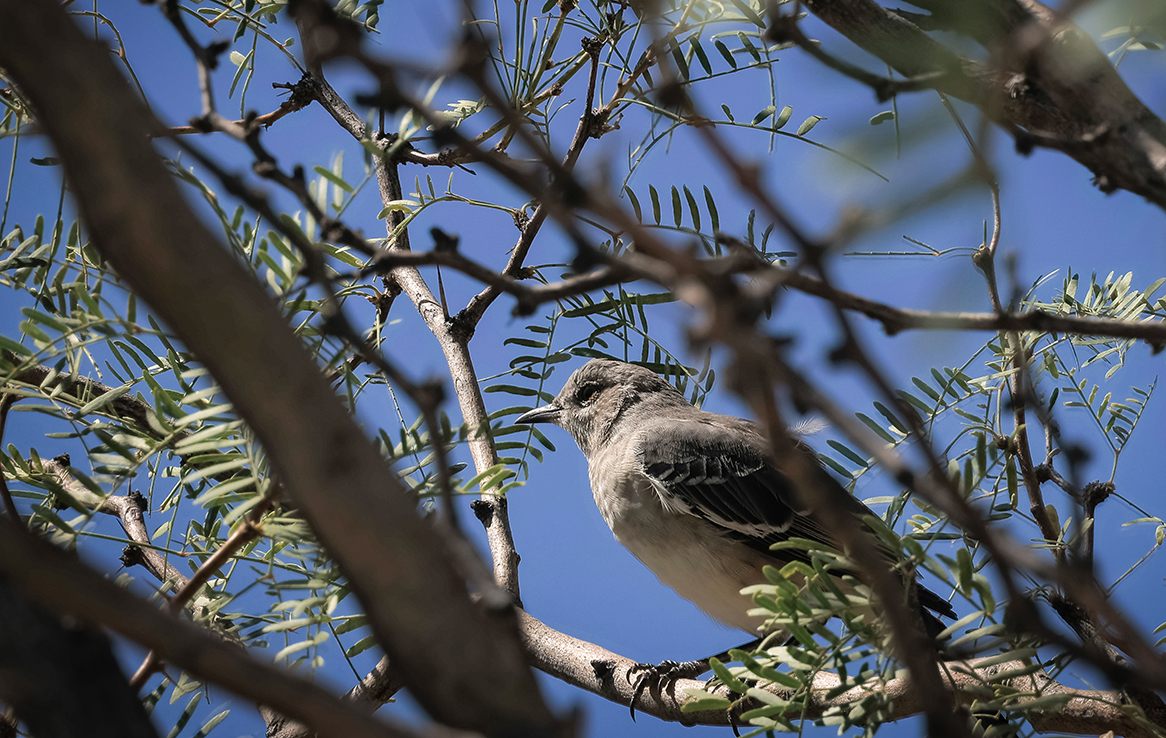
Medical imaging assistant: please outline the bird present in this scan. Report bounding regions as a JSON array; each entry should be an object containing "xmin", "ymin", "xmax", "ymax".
[{"xmin": 516, "ymin": 359, "xmax": 954, "ymax": 649}]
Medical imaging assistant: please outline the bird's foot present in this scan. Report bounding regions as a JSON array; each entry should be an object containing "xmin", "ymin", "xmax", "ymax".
[{"xmin": 626, "ymin": 658, "xmax": 711, "ymax": 721}]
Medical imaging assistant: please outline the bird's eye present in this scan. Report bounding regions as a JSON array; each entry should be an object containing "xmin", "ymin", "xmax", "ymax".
[{"xmin": 575, "ymin": 384, "xmax": 601, "ymax": 407}]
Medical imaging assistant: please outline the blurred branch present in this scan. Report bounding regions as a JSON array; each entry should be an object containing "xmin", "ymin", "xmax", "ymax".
[
  {"xmin": 793, "ymin": 0, "xmax": 1166, "ymax": 209},
  {"xmin": 128, "ymin": 491, "xmax": 276, "ymax": 689},
  {"xmin": 0, "ymin": 516, "xmax": 426, "ymax": 738},
  {"xmin": 284, "ymin": 1, "xmax": 1166, "ymax": 717},
  {"xmin": 0, "ymin": 576, "xmax": 159, "ymax": 738},
  {"xmin": 28, "ymin": 459, "xmax": 406, "ymax": 738},
  {"xmin": 0, "ymin": 2, "xmax": 561, "ymax": 735},
  {"xmin": 0, "ymin": 393, "xmax": 18, "ymax": 521},
  {"xmin": 5, "ymin": 359, "xmax": 192, "ymax": 442}
]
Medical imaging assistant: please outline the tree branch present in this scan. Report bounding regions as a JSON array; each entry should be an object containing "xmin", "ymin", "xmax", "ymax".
[
  {"xmin": 0, "ymin": 516, "xmax": 426, "ymax": 738},
  {"xmin": 796, "ymin": 0, "xmax": 1166, "ymax": 208},
  {"xmin": 517, "ymin": 608, "xmax": 1158, "ymax": 735},
  {"xmin": 0, "ymin": 2, "xmax": 560, "ymax": 734}
]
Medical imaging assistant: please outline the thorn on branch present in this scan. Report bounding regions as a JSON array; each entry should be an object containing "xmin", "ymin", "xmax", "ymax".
[
  {"xmin": 353, "ymin": 86, "xmax": 407, "ymax": 112},
  {"xmin": 1015, "ymin": 131, "xmax": 1035, "ymax": 156},
  {"xmin": 120, "ymin": 545, "xmax": 144, "ymax": 568},
  {"xmin": 318, "ymin": 219, "xmax": 347, "ymax": 244},
  {"xmin": 764, "ymin": 13, "xmax": 795, "ymax": 45},
  {"xmin": 430, "ymin": 123, "xmax": 460, "ymax": 149},
  {"xmin": 512, "ymin": 209, "xmax": 530, "ymax": 231},
  {"xmin": 414, "ymin": 380, "xmax": 445, "ymax": 413},
  {"xmin": 580, "ymin": 36, "xmax": 602, "ymax": 57},
  {"xmin": 457, "ymin": 30, "xmax": 491, "ymax": 83},
  {"xmin": 280, "ymin": 73, "xmax": 318, "ymax": 110},
  {"xmin": 827, "ymin": 338, "xmax": 854, "ymax": 366},
  {"xmin": 470, "ymin": 498, "xmax": 496, "ymax": 527},
  {"xmin": 1083, "ymin": 481, "xmax": 1114, "ymax": 509},
  {"xmin": 1064, "ymin": 443, "xmax": 1089, "ymax": 468},
  {"xmin": 894, "ymin": 468, "xmax": 915, "ymax": 488}
]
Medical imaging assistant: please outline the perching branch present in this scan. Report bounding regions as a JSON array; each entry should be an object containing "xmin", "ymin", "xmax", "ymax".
[{"xmin": 516, "ymin": 608, "xmax": 1159, "ymax": 735}]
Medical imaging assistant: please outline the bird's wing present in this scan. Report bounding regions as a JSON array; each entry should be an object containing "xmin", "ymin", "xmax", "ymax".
[
  {"xmin": 635, "ymin": 416, "xmax": 957, "ymax": 620},
  {"xmin": 635, "ymin": 417, "xmax": 839, "ymax": 550}
]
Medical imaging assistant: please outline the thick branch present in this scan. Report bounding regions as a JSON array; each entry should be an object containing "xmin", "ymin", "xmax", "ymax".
[
  {"xmin": 351, "ymin": 247, "xmax": 1166, "ymax": 346},
  {"xmin": 517, "ymin": 609, "xmax": 1155, "ymax": 735},
  {"xmin": 798, "ymin": 0, "xmax": 1166, "ymax": 208},
  {"xmin": 0, "ymin": 3, "xmax": 558, "ymax": 734},
  {"xmin": 5, "ymin": 361, "xmax": 192, "ymax": 442},
  {"xmin": 0, "ymin": 577, "xmax": 159, "ymax": 738},
  {"xmin": 0, "ymin": 517, "xmax": 421, "ymax": 738}
]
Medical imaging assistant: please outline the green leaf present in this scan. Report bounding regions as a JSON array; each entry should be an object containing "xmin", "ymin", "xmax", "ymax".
[
  {"xmin": 691, "ymin": 39, "xmax": 713, "ymax": 76},
  {"xmin": 774, "ymin": 106, "xmax": 793, "ymax": 129},
  {"xmin": 669, "ymin": 39, "xmax": 689, "ymax": 80},
  {"xmin": 870, "ymin": 110, "xmax": 895, "ymax": 125},
  {"xmin": 727, "ymin": 0, "xmax": 765, "ymax": 27},
  {"xmin": 624, "ymin": 186, "xmax": 642, "ymax": 222},
  {"xmin": 714, "ymin": 40, "xmax": 737, "ymax": 69},
  {"xmin": 681, "ymin": 695, "xmax": 733, "ymax": 713},
  {"xmin": 683, "ymin": 186, "xmax": 700, "ymax": 232},
  {"xmin": 708, "ymin": 657, "xmax": 749, "ymax": 693},
  {"xmin": 827, "ymin": 440, "xmax": 867, "ymax": 469},
  {"xmin": 192, "ymin": 710, "xmax": 231, "ymax": 738},
  {"xmin": 703, "ymin": 186, "xmax": 720, "ymax": 232},
  {"xmin": 856, "ymin": 412, "xmax": 895, "ymax": 443},
  {"xmin": 0, "ymin": 335, "xmax": 32, "ymax": 356},
  {"xmin": 77, "ymin": 384, "xmax": 133, "ymax": 416},
  {"xmin": 797, "ymin": 115, "xmax": 824, "ymax": 136},
  {"xmin": 313, "ymin": 165, "xmax": 354, "ymax": 193},
  {"xmin": 751, "ymin": 105, "xmax": 776, "ymax": 126}
]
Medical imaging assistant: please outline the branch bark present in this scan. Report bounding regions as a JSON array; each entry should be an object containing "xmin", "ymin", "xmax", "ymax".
[
  {"xmin": 0, "ymin": 2, "xmax": 559, "ymax": 735},
  {"xmin": 0, "ymin": 577, "xmax": 159, "ymax": 738},
  {"xmin": 517, "ymin": 608, "xmax": 1158, "ymax": 736},
  {"xmin": 795, "ymin": 0, "xmax": 1166, "ymax": 208},
  {"xmin": 291, "ymin": 12, "xmax": 526, "ymax": 600},
  {"xmin": 0, "ymin": 517, "xmax": 422, "ymax": 738}
]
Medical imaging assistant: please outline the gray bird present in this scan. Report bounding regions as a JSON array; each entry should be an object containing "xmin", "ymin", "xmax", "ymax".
[{"xmin": 516, "ymin": 358, "xmax": 954, "ymax": 639}]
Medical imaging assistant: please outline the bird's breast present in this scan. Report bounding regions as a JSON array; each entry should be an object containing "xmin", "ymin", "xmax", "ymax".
[{"xmin": 587, "ymin": 465, "xmax": 776, "ymax": 633}]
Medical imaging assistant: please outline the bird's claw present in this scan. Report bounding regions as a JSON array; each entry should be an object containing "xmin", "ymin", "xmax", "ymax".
[{"xmin": 626, "ymin": 659, "xmax": 710, "ymax": 721}]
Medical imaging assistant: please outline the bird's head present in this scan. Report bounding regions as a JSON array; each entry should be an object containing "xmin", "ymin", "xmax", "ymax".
[{"xmin": 515, "ymin": 359, "xmax": 688, "ymax": 456}]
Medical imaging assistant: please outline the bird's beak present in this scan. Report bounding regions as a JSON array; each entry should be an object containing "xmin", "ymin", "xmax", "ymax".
[{"xmin": 516, "ymin": 403, "xmax": 562, "ymax": 425}]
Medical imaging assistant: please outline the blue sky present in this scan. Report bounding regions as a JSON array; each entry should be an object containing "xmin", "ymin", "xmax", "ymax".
[{"xmin": 2, "ymin": 2, "xmax": 1166, "ymax": 737}]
